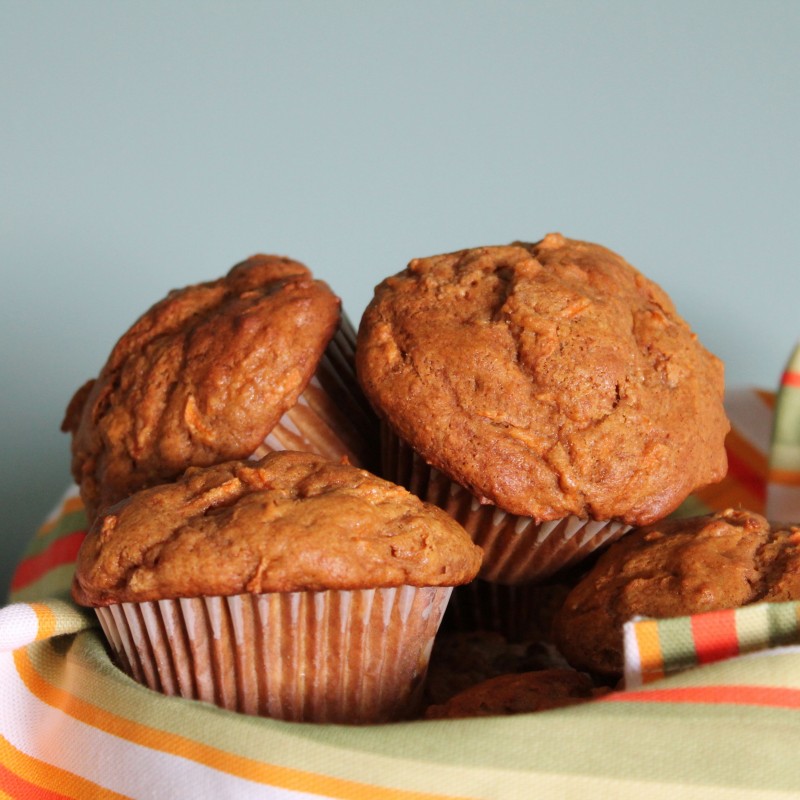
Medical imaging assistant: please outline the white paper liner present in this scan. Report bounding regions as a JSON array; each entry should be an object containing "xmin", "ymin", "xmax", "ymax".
[
  {"xmin": 96, "ymin": 585, "xmax": 452, "ymax": 724},
  {"xmin": 251, "ymin": 317, "xmax": 378, "ymax": 470},
  {"xmin": 382, "ymin": 426, "xmax": 631, "ymax": 584}
]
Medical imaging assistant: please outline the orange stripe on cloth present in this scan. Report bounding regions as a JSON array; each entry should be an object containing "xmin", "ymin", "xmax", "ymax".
[
  {"xmin": 12, "ymin": 649, "xmax": 464, "ymax": 800},
  {"xmin": 769, "ymin": 468, "xmax": 800, "ymax": 487},
  {"xmin": 10, "ymin": 530, "xmax": 86, "ymax": 593},
  {"xmin": 0, "ymin": 735, "xmax": 127, "ymax": 800},
  {"xmin": 691, "ymin": 609, "xmax": 740, "ymax": 665},
  {"xmin": 604, "ymin": 685, "xmax": 800, "ymax": 709},
  {"xmin": 634, "ymin": 619, "xmax": 665, "ymax": 683},
  {"xmin": 30, "ymin": 603, "xmax": 58, "ymax": 641},
  {"xmin": 755, "ymin": 389, "xmax": 777, "ymax": 410}
]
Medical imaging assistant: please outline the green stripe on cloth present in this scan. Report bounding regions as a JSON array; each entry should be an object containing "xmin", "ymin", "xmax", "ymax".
[
  {"xmin": 656, "ymin": 617, "xmax": 698, "ymax": 673},
  {"xmin": 765, "ymin": 603, "xmax": 800, "ymax": 648},
  {"xmin": 9, "ymin": 565, "xmax": 79, "ymax": 605}
]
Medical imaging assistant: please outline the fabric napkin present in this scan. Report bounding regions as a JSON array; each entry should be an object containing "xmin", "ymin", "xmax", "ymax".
[{"xmin": 3, "ymin": 351, "xmax": 800, "ymax": 799}]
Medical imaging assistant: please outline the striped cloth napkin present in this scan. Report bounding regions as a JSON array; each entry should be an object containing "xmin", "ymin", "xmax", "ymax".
[{"xmin": 2, "ymin": 347, "xmax": 800, "ymax": 799}]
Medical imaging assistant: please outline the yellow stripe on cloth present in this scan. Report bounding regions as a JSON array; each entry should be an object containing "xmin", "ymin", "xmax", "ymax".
[
  {"xmin": 31, "ymin": 602, "xmax": 58, "ymax": 641},
  {"xmin": 769, "ymin": 468, "xmax": 800, "ymax": 487},
  {"xmin": 634, "ymin": 620, "xmax": 665, "ymax": 684},
  {"xmin": 12, "ymin": 647, "xmax": 466, "ymax": 800}
]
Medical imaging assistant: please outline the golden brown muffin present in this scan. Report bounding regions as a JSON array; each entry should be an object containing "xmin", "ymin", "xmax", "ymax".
[
  {"xmin": 424, "ymin": 668, "xmax": 602, "ymax": 719},
  {"xmin": 553, "ymin": 509, "xmax": 800, "ymax": 678},
  {"xmin": 72, "ymin": 451, "xmax": 482, "ymax": 724},
  {"xmin": 73, "ymin": 450, "xmax": 482, "ymax": 605},
  {"xmin": 357, "ymin": 234, "xmax": 728, "ymax": 526},
  {"xmin": 63, "ymin": 255, "xmax": 376, "ymax": 519}
]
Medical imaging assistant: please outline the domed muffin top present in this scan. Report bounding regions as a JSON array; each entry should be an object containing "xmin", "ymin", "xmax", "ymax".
[
  {"xmin": 72, "ymin": 450, "xmax": 483, "ymax": 606},
  {"xmin": 62, "ymin": 255, "xmax": 340, "ymax": 518},
  {"xmin": 356, "ymin": 234, "xmax": 728, "ymax": 524},
  {"xmin": 553, "ymin": 509, "xmax": 800, "ymax": 677}
]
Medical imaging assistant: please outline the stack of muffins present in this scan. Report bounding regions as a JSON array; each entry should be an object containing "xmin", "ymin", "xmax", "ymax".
[
  {"xmin": 69, "ymin": 234, "xmax": 770, "ymax": 724},
  {"xmin": 65, "ymin": 254, "xmax": 482, "ymax": 724}
]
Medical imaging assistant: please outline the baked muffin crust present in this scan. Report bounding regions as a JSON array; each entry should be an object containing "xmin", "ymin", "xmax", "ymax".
[
  {"xmin": 553, "ymin": 509, "xmax": 800, "ymax": 677},
  {"xmin": 72, "ymin": 450, "xmax": 483, "ymax": 606},
  {"xmin": 356, "ymin": 234, "xmax": 728, "ymax": 524},
  {"xmin": 425, "ymin": 668, "xmax": 600, "ymax": 719},
  {"xmin": 62, "ymin": 255, "xmax": 340, "ymax": 517}
]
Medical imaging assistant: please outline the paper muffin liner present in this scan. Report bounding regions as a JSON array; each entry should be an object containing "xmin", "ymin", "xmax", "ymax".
[
  {"xmin": 95, "ymin": 585, "xmax": 452, "ymax": 724},
  {"xmin": 382, "ymin": 426, "xmax": 631, "ymax": 585},
  {"xmin": 251, "ymin": 316, "xmax": 379, "ymax": 470}
]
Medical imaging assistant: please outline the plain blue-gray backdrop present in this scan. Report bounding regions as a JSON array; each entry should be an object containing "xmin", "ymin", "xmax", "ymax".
[{"xmin": 1, "ymin": 1, "xmax": 798, "ymax": 599}]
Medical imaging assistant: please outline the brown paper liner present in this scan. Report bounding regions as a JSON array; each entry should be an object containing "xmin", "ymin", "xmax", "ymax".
[
  {"xmin": 251, "ymin": 316, "xmax": 379, "ymax": 470},
  {"xmin": 382, "ymin": 426, "xmax": 631, "ymax": 584},
  {"xmin": 95, "ymin": 585, "xmax": 452, "ymax": 724}
]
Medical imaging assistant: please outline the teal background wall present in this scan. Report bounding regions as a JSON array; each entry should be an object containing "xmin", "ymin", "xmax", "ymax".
[{"xmin": 2, "ymin": 1, "xmax": 798, "ymax": 598}]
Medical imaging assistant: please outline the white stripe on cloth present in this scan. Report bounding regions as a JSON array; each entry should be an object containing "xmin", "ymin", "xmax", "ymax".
[
  {"xmin": 622, "ymin": 616, "xmax": 646, "ymax": 690},
  {"xmin": 0, "ymin": 650, "xmax": 325, "ymax": 800},
  {"xmin": 0, "ymin": 604, "xmax": 39, "ymax": 652}
]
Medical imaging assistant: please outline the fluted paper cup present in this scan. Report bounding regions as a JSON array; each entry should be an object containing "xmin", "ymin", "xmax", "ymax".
[
  {"xmin": 95, "ymin": 585, "xmax": 452, "ymax": 724},
  {"xmin": 382, "ymin": 426, "xmax": 631, "ymax": 584},
  {"xmin": 251, "ymin": 317, "xmax": 379, "ymax": 470}
]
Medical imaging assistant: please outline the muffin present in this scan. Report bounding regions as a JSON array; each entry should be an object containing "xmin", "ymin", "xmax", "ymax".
[
  {"xmin": 72, "ymin": 450, "xmax": 482, "ymax": 724},
  {"xmin": 424, "ymin": 668, "xmax": 602, "ymax": 719},
  {"xmin": 553, "ymin": 509, "xmax": 800, "ymax": 678},
  {"xmin": 356, "ymin": 234, "xmax": 729, "ymax": 584},
  {"xmin": 62, "ymin": 254, "xmax": 377, "ymax": 521}
]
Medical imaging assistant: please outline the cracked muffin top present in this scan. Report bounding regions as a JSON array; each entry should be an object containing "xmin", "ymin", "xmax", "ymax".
[
  {"xmin": 356, "ymin": 234, "xmax": 728, "ymax": 524},
  {"xmin": 553, "ymin": 509, "xmax": 800, "ymax": 677},
  {"xmin": 72, "ymin": 450, "xmax": 483, "ymax": 606},
  {"xmin": 62, "ymin": 255, "xmax": 340, "ymax": 519}
]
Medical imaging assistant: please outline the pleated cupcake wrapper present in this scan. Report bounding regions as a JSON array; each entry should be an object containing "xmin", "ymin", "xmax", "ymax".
[
  {"xmin": 382, "ymin": 426, "xmax": 631, "ymax": 584},
  {"xmin": 251, "ymin": 317, "xmax": 379, "ymax": 470},
  {"xmin": 95, "ymin": 585, "xmax": 452, "ymax": 724}
]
